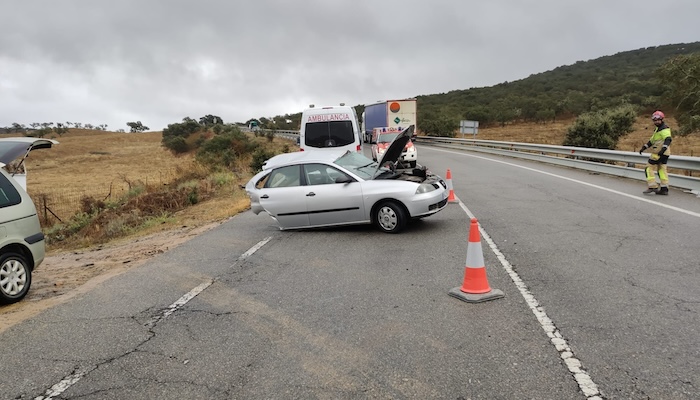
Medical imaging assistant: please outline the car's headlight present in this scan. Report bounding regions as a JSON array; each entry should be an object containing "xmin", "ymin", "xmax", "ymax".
[{"xmin": 415, "ymin": 183, "xmax": 436, "ymax": 194}]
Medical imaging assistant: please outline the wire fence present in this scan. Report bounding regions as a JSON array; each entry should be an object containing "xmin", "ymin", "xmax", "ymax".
[{"xmin": 28, "ymin": 171, "xmax": 183, "ymax": 226}]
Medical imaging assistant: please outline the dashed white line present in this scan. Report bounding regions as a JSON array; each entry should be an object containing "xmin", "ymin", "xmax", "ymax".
[{"xmin": 458, "ymin": 200, "xmax": 602, "ymax": 399}]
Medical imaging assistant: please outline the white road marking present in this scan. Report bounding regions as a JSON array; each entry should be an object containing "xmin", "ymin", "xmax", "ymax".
[
  {"xmin": 457, "ymin": 199, "xmax": 602, "ymax": 399},
  {"xmin": 35, "ymin": 236, "xmax": 273, "ymax": 400},
  {"xmin": 431, "ymin": 147, "xmax": 700, "ymax": 219}
]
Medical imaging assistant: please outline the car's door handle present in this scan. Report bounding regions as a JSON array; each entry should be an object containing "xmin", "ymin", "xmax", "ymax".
[
  {"xmin": 306, "ymin": 192, "xmax": 316, "ymax": 197},
  {"xmin": 261, "ymin": 194, "xmax": 269, "ymax": 199}
]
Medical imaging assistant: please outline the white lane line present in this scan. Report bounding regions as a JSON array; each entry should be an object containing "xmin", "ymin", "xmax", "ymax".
[
  {"xmin": 431, "ymin": 147, "xmax": 700, "ymax": 219},
  {"xmin": 240, "ymin": 236, "xmax": 273, "ymax": 259},
  {"xmin": 34, "ymin": 367, "xmax": 94, "ymax": 400},
  {"xmin": 457, "ymin": 199, "xmax": 602, "ymax": 399},
  {"xmin": 35, "ymin": 236, "xmax": 273, "ymax": 400},
  {"xmin": 146, "ymin": 281, "xmax": 213, "ymax": 327}
]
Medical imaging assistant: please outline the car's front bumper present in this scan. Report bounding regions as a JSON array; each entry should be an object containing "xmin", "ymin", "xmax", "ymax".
[{"xmin": 405, "ymin": 187, "xmax": 449, "ymax": 217}]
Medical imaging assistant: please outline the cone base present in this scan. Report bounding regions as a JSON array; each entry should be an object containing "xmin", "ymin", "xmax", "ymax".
[{"xmin": 449, "ymin": 287, "xmax": 504, "ymax": 303}]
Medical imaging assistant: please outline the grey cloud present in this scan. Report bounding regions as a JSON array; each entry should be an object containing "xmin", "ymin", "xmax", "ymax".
[{"xmin": 1, "ymin": 0, "xmax": 699, "ymax": 130}]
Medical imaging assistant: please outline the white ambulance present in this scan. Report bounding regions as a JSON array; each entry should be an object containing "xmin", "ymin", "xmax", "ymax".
[{"xmin": 299, "ymin": 104, "xmax": 362, "ymax": 153}]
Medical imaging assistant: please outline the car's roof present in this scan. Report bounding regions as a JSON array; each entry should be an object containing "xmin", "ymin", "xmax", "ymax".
[
  {"xmin": 262, "ymin": 150, "xmax": 347, "ymax": 170},
  {"xmin": 0, "ymin": 137, "xmax": 59, "ymax": 166}
]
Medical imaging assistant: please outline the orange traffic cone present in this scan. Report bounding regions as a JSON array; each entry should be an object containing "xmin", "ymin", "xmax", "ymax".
[
  {"xmin": 446, "ymin": 169, "xmax": 457, "ymax": 203},
  {"xmin": 449, "ymin": 218, "xmax": 504, "ymax": 303}
]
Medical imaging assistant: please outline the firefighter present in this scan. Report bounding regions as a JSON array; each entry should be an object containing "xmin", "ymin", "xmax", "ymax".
[{"xmin": 638, "ymin": 110, "xmax": 672, "ymax": 195}]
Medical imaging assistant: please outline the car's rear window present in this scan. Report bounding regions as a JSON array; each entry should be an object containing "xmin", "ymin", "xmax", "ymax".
[
  {"xmin": 0, "ymin": 173, "xmax": 22, "ymax": 208},
  {"xmin": 304, "ymin": 121, "xmax": 355, "ymax": 148},
  {"xmin": 377, "ymin": 133, "xmax": 399, "ymax": 143}
]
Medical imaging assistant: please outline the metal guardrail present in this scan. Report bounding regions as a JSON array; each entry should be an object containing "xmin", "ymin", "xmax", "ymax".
[{"xmin": 413, "ymin": 136, "xmax": 700, "ymax": 194}]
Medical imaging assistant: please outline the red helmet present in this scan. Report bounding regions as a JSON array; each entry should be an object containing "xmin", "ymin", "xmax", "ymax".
[{"xmin": 652, "ymin": 110, "xmax": 665, "ymax": 121}]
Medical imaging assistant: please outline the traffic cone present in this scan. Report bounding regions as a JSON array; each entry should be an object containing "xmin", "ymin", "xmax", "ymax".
[
  {"xmin": 446, "ymin": 169, "xmax": 457, "ymax": 203},
  {"xmin": 449, "ymin": 218, "xmax": 504, "ymax": 303}
]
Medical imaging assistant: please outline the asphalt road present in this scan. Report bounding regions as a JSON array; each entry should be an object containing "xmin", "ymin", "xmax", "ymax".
[{"xmin": 1, "ymin": 144, "xmax": 698, "ymax": 399}]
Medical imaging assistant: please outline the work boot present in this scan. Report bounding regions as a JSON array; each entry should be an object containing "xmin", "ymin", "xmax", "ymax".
[
  {"xmin": 657, "ymin": 187, "xmax": 669, "ymax": 195},
  {"xmin": 643, "ymin": 187, "xmax": 659, "ymax": 195}
]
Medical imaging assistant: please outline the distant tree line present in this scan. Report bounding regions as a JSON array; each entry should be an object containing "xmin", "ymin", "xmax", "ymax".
[
  {"xmin": 1, "ymin": 120, "xmax": 154, "ymax": 135},
  {"xmin": 0, "ymin": 121, "xmax": 111, "ymax": 136}
]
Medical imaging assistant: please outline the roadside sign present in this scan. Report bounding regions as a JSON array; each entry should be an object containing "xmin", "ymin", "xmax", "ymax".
[{"xmin": 460, "ymin": 120, "xmax": 479, "ymax": 137}]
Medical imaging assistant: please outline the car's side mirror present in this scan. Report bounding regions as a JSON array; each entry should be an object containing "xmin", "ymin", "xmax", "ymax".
[{"xmin": 335, "ymin": 175, "xmax": 353, "ymax": 184}]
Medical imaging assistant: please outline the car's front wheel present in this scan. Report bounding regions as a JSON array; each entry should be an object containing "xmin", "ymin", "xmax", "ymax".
[
  {"xmin": 0, "ymin": 252, "xmax": 32, "ymax": 304},
  {"xmin": 374, "ymin": 201, "xmax": 407, "ymax": 233}
]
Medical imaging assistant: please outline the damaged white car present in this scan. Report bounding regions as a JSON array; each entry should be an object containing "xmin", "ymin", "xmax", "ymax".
[{"xmin": 245, "ymin": 127, "xmax": 448, "ymax": 233}]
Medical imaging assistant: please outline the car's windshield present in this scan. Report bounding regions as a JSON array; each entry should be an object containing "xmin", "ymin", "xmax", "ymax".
[
  {"xmin": 334, "ymin": 151, "xmax": 388, "ymax": 180},
  {"xmin": 377, "ymin": 133, "xmax": 399, "ymax": 143}
]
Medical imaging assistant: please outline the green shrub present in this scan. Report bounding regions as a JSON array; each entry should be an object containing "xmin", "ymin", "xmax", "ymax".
[
  {"xmin": 163, "ymin": 136, "xmax": 189, "ymax": 153},
  {"xmin": 162, "ymin": 118, "xmax": 202, "ymax": 152},
  {"xmin": 250, "ymin": 148, "xmax": 276, "ymax": 172},
  {"xmin": 563, "ymin": 104, "xmax": 637, "ymax": 149}
]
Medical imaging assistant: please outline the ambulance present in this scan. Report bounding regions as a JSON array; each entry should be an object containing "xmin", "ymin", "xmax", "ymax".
[{"xmin": 299, "ymin": 104, "xmax": 362, "ymax": 153}]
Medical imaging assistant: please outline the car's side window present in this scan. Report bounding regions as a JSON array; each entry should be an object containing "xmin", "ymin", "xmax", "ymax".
[
  {"xmin": 265, "ymin": 165, "xmax": 301, "ymax": 188},
  {"xmin": 254, "ymin": 173, "xmax": 269, "ymax": 190},
  {"xmin": 0, "ymin": 173, "xmax": 22, "ymax": 208},
  {"xmin": 303, "ymin": 164, "xmax": 333, "ymax": 185},
  {"xmin": 303, "ymin": 164, "xmax": 351, "ymax": 185}
]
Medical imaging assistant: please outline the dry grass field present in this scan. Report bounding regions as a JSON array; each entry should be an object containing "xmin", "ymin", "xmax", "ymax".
[{"xmin": 26, "ymin": 130, "xmax": 260, "ymax": 251}]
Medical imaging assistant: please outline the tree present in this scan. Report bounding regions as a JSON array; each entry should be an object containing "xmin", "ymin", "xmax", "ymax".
[
  {"xmin": 199, "ymin": 114, "xmax": 224, "ymax": 127},
  {"xmin": 161, "ymin": 118, "xmax": 202, "ymax": 153},
  {"xmin": 126, "ymin": 121, "xmax": 149, "ymax": 133},
  {"xmin": 657, "ymin": 53, "xmax": 700, "ymax": 135},
  {"xmin": 53, "ymin": 123, "xmax": 69, "ymax": 136},
  {"xmin": 420, "ymin": 111, "xmax": 460, "ymax": 137},
  {"xmin": 11, "ymin": 123, "xmax": 26, "ymax": 133}
]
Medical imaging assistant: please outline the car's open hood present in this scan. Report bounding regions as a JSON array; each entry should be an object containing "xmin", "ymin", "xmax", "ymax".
[
  {"xmin": 0, "ymin": 137, "xmax": 59, "ymax": 167},
  {"xmin": 373, "ymin": 125, "xmax": 414, "ymax": 176}
]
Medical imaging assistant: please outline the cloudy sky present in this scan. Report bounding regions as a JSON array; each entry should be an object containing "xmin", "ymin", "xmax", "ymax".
[{"xmin": 2, "ymin": 1, "xmax": 699, "ymax": 131}]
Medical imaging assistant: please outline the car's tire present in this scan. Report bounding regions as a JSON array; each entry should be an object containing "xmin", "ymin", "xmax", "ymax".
[
  {"xmin": 374, "ymin": 201, "xmax": 407, "ymax": 233},
  {"xmin": 0, "ymin": 252, "xmax": 32, "ymax": 304}
]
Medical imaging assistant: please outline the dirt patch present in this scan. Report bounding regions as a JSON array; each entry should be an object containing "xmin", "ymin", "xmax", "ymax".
[{"xmin": 0, "ymin": 219, "xmax": 227, "ymax": 334}]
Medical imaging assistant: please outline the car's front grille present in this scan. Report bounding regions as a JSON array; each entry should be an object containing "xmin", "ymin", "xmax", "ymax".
[{"xmin": 429, "ymin": 198, "xmax": 448, "ymax": 211}]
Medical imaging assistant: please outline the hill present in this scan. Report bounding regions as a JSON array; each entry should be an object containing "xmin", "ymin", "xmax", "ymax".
[
  {"xmin": 416, "ymin": 42, "xmax": 700, "ymax": 124},
  {"xmin": 256, "ymin": 42, "xmax": 700, "ymax": 134}
]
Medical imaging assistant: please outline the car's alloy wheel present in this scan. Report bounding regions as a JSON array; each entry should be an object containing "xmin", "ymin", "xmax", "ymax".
[
  {"xmin": 0, "ymin": 252, "xmax": 31, "ymax": 304},
  {"xmin": 375, "ymin": 201, "xmax": 407, "ymax": 233}
]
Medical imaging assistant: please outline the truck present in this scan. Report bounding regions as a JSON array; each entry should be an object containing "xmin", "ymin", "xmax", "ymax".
[{"xmin": 360, "ymin": 99, "xmax": 417, "ymax": 143}]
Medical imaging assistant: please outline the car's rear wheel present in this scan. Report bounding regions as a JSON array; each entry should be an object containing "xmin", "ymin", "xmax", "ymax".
[
  {"xmin": 0, "ymin": 252, "xmax": 32, "ymax": 304},
  {"xmin": 374, "ymin": 201, "xmax": 407, "ymax": 233}
]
